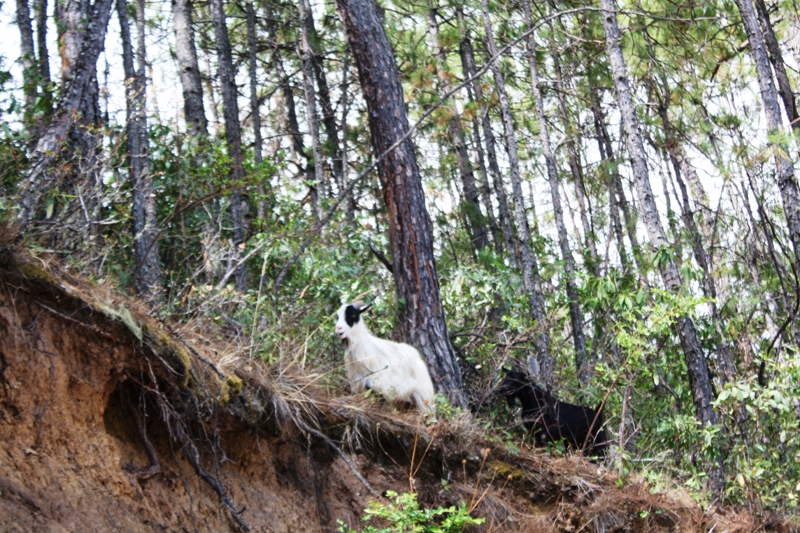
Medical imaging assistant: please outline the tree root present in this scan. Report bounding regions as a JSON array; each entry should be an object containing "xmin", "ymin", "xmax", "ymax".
[{"xmin": 294, "ymin": 411, "xmax": 382, "ymax": 499}]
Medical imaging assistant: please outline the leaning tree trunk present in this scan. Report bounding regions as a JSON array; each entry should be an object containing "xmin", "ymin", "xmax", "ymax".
[
  {"xmin": 118, "ymin": 0, "xmax": 162, "ymax": 300},
  {"xmin": 172, "ymin": 0, "xmax": 208, "ymax": 137},
  {"xmin": 336, "ymin": 0, "xmax": 466, "ymax": 406},
  {"xmin": 427, "ymin": 8, "xmax": 489, "ymax": 253},
  {"xmin": 12, "ymin": 0, "xmax": 114, "ymax": 236},
  {"xmin": 522, "ymin": 0, "xmax": 588, "ymax": 383},
  {"xmin": 600, "ymin": 0, "xmax": 718, "ymax": 432},
  {"xmin": 480, "ymin": 0, "xmax": 552, "ymax": 387},
  {"xmin": 209, "ymin": 0, "xmax": 247, "ymax": 292},
  {"xmin": 735, "ymin": 0, "xmax": 800, "ymax": 270}
]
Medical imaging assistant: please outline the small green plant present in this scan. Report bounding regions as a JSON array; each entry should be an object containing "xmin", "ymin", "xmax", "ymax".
[{"xmin": 337, "ymin": 490, "xmax": 485, "ymax": 533}]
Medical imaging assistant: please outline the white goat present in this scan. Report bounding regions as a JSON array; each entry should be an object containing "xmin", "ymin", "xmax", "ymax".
[{"xmin": 335, "ymin": 301, "xmax": 435, "ymax": 412}]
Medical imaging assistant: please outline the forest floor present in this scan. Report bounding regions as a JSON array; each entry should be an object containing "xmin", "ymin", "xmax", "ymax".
[{"xmin": 0, "ymin": 246, "xmax": 795, "ymax": 532}]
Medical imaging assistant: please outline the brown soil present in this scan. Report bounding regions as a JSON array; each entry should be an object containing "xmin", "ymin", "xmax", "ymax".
[{"xmin": 0, "ymin": 249, "xmax": 794, "ymax": 533}]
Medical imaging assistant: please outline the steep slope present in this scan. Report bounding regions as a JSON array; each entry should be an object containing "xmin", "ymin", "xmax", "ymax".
[{"xmin": 0, "ymin": 248, "xmax": 790, "ymax": 532}]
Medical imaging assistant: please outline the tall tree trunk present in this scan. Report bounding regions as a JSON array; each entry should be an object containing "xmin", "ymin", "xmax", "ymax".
[
  {"xmin": 298, "ymin": 0, "xmax": 323, "ymax": 219},
  {"xmin": 735, "ymin": 0, "xmax": 800, "ymax": 270},
  {"xmin": 266, "ymin": 10, "xmax": 317, "ymax": 208},
  {"xmin": 600, "ymin": 0, "xmax": 719, "ymax": 433},
  {"xmin": 522, "ymin": 0, "xmax": 588, "ymax": 382},
  {"xmin": 336, "ymin": 0, "xmax": 466, "ymax": 406},
  {"xmin": 246, "ymin": 2, "xmax": 262, "ymax": 166},
  {"xmin": 33, "ymin": 0, "xmax": 51, "ymax": 112},
  {"xmin": 54, "ymin": 0, "xmax": 103, "ymax": 254},
  {"xmin": 13, "ymin": 0, "xmax": 114, "ymax": 235},
  {"xmin": 755, "ymin": 0, "xmax": 799, "ymax": 132},
  {"xmin": 653, "ymin": 83, "xmax": 735, "ymax": 381},
  {"xmin": 118, "ymin": 0, "xmax": 161, "ymax": 300},
  {"xmin": 15, "ymin": 0, "xmax": 37, "ymax": 129},
  {"xmin": 546, "ymin": 2, "xmax": 599, "ymax": 274},
  {"xmin": 171, "ymin": 0, "xmax": 208, "ymax": 137},
  {"xmin": 56, "ymin": 0, "xmax": 102, "ymax": 142},
  {"xmin": 427, "ymin": 7, "xmax": 489, "ymax": 253},
  {"xmin": 457, "ymin": 10, "xmax": 515, "ymax": 261},
  {"xmin": 308, "ymin": 12, "xmax": 345, "ymax": 196},
  {"xmin": 480, "ymin": 0, "xmax": 552, "ymax": 387},
  {"xmin": 591, "ymin": 83, "xmax": 645, "ymax": 274},
  {"xmin": 209, "ymin": 0, "xmax": 247, "ymax": 291},
  {"xmin": 246, "ymin": 1, "xmax": 270, "ymax": 227}
]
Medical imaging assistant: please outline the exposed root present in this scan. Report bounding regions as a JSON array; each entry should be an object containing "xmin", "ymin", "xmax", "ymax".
[{"xmin": 293, "ymin": 409, "xmax": 382, "ymax": 499}]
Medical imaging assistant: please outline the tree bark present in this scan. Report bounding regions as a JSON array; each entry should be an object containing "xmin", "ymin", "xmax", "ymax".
[
  {"xmin": 15, "ymin": 0, "xmax": 37, "ymax": 123},
  {"xmin": 427, "ymin": 7, "xmax": 489, "ymax": 253},
  {"xmin": 118, "ymin": 0, "xmax": 162, "ymax": 300},
  {"xmin": 755, "ymin": 0, "xmax": 799, "ymax": 132},
  {"xmin": 209, "ymin": 0, "xmax": 247, "ymax": 291},
  {"xmin": 336, "ymin": 0, "xmax": 466, "ymax": 406},
  {"xmin": 600, "ymin": 0, "xmax": 718, "ymax": 430},
  {"xmin": 33, "ymin": 0, "xmax": 50, "ymax": 100},
  {"xmin": 480, "ymin": 0, "xmax": 553, "ymax": 387},
  {"xmin": 13, "ymin": 0, "xmax": 114, "ymax": 235},
  {"xmin": 171, "ymin": 0, "xmax": 208, "ymax": 137},
  {"xmin": 735, "ymin": 0, "xmax": 800, "ymax": 270},
  {"xmin": 522, "ymin": 0, "xmax": 588, "ymax": 382},
  {"xmin": 246, "ymin": 3, "xmax": 262, "ymax": 165},
  {"xmin": 299, "ymin": 0, "xmax": 324, "ymax": 218}
]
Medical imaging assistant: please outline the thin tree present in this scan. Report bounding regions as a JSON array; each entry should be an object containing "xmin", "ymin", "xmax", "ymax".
[
  {"xmin": 33, "ymin": 0, "xmax": 51, "ymax": 116},
  {"xmin": 172, "ymin": 0, "xmax": 208, "ymax": 137},
  {"xmin": 480, "ymin": 0, "xmax": 552, "ymax": 387},
  {"xmin": 545, "ymin": 1, "xmax": 599, "ymax": 272},
  {"xmin": 265, "ymin": 8, "xmax": 317, "ymax": 210},
  {"xmin": 14, "ymin": 0, "xmax": 37, "ymax": 130},
  {"xmin": 599, "ymin": 0, "xmax": 718, "ymax": 432},
  {"xmin": 335, "ymin": 0, "xmax": 466, "ymax": 405},
  {"xmin": 734, "ymin": 0, "xmax": 800, "ymax": 269},
  {"xmin": 521, "ymin": 0, "xmax": 588, "ymax": 382},
  {"xmin": 118, "ymin": 0, "xmax": 162, "ymax": 299},
  {"xmin": 209, "ymin": 0, "xmax": 248, "ymax": 291},
  {"xmin": 457, "ymin": 7, "xmax": 515, "ymax": 260},
  {"xmin": 298, "ymin": 0, "xmax": 324, "ymax": 219},
  {"xmin": 754, "ymin": 0, "xmax": 799, "ymax": 133},
  {"xmin": 427, "ymin": 5, "xmax": 489, "ymax": 252}
]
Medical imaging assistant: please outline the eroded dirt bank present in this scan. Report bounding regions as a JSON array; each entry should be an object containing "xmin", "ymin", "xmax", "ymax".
[{"xmin": 0, "ymin": 250, "xmax": 793, "ymax": 532}]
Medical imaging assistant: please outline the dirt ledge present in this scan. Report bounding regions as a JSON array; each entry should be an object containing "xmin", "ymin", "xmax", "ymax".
[{"xmin": 0, "ymin": 249, "xmax": 793, "ymax": 532}]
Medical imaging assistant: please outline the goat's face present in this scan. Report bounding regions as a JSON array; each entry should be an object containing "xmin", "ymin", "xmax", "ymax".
[{"xmin": 335, "ymin": 301, "xmax": 372, "ymax": 341}]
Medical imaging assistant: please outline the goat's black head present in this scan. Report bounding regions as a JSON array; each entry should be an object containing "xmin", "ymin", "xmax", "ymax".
[{"xmin": 335, "ymin": 301, "xmax": 372, "ymax": 340}]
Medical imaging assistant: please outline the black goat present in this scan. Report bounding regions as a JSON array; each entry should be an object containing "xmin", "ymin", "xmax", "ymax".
[{"xmin": 497, "ymin": 371, "xmax": 608, "ymax": 458}]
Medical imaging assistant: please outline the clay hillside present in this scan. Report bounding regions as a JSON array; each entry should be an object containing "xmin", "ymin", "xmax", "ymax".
[{"xmin": 0, "ymin": 250, "xmax": 793, "ymax": 532}]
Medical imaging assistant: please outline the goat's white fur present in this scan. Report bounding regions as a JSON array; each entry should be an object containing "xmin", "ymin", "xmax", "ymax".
[{"xmin": 335, "ymin": 302, "xmax": 435, "ymax": 412}]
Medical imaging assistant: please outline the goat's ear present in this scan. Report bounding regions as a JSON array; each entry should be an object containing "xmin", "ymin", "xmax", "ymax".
[{"xmin": 358, "ymin": 303, "xmax": 373, "ymax": 314}]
